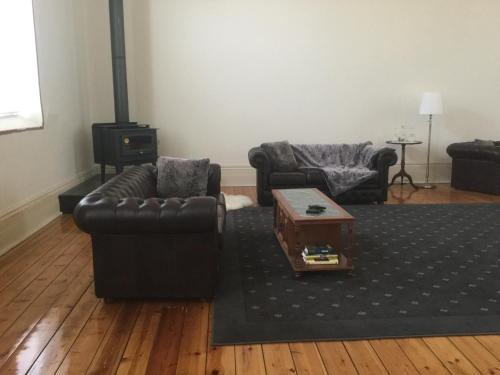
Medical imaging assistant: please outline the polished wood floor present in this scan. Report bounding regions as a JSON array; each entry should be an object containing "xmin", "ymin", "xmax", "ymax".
[{"xmin": 1, "ymin": 184, "xmax": 500, "ymax": 374}]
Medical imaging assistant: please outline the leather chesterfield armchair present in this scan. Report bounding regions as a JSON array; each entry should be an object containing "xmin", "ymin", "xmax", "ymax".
[
  {"xmin": 447, "ymin": 141, "xmax": 500, "ymax": 195},
  {"xmin": 74, "ymin": 164, "xmax": 225, "ymax": 300},
  {"xmin": 248, "ymin": 146, "xmax": 397, "ymax": 206}
]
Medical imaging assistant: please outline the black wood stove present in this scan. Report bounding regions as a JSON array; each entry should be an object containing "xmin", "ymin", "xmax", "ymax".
[
  {"xmin": 93, "ymin": 122, "xmax": 157, "ymax": 183},
  {"xmin": 58, "ymin": 0, "xmax": 158, "ymax": 213},
  {"xmin": 92, "ymin": 0, "xmax": 157, "ymax": 183}
]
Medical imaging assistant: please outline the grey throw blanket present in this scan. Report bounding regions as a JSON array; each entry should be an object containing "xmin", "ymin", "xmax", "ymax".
[{"xmin": 291, "ymin": 142, "xmax": 384, "ymax": 196}]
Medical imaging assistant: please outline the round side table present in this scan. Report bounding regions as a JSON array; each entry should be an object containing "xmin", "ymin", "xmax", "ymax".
[{"xmin": 386, "ymin": 140, "xmax": 422, "ymax": 190}]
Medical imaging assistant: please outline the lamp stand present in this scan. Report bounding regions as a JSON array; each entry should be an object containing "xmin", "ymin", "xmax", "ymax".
[{"xmin": 422, "ymin": 114, "xmax": 436, "ymax": 189}]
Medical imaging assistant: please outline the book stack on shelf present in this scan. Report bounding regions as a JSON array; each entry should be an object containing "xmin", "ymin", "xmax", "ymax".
[{"xmin": 302, "ymin": 245, "xmax": 339, "ymax": 265}]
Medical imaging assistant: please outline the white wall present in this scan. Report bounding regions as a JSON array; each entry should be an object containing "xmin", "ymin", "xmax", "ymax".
[
  {"xmin": 0, "ymin": 0, "xmax": 95, "ymax": 254},
  {"xmin": 85, "ymin": 0, "xmax": 500, "ymax": 184}
]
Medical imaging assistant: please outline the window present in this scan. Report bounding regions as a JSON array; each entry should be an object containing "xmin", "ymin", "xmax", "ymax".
[{"xmin": 0, "ymin": 0, "xmax": 43, "ymax": 133}]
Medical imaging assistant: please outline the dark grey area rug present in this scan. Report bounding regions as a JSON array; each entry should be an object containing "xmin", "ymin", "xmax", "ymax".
[{"xmin": 212, "ymin": 204, "xmax": 500, "ymax": 345}]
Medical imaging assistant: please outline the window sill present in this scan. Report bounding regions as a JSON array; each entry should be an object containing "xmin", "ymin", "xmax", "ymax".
[{"xmin": 0, "ymin": 116, "xmax": 44, "ymax": 135}]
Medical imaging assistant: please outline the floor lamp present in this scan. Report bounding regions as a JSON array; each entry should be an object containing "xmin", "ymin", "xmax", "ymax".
[{"xmin": 419, "ymin": 92, "xmax": 443, "ymax": 189}]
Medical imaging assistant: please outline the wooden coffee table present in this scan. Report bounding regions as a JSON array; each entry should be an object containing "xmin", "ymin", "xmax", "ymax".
[{"xmin": 272, "ymin": 188, "xmax": 355, "ymax": 277}]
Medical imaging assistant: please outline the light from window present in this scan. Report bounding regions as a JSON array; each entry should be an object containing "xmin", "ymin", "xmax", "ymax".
[{"xmin": 0, "ymin": 0, "xmax": 43, "ymax": 133}]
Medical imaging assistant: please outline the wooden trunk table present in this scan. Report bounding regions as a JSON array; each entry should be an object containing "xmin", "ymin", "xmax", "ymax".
[{"xmin": 272, "ymin": 188, "xmax": 355, "ymax": 277}]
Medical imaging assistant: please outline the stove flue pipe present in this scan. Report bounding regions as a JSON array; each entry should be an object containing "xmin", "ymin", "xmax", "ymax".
[{"xmin": 109, "ymin": 0, "xmax": 129, "ymax": 124}]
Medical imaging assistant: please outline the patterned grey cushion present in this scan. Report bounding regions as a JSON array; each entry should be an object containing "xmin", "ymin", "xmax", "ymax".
[
  {"xmin": 261, "ymin": 141, "xmax": 298, "ymax": 172},
  {"xmin": 156, "ymin": 156, "xmax": 210, "ymax": 198}
]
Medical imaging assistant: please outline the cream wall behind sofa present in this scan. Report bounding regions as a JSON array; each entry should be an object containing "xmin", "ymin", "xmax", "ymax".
[
  {"xmin": 0, "ymin": 0, "xmax": 95, "ymax": 255},
  {"xmin": 97, "ymin": 0, "xmax": 500, "ymax": 185}
]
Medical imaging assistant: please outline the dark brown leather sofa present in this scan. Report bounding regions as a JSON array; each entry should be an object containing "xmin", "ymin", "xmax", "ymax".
[
  {"xmin": 74, "ymin": 164, "xmax": 225, "ymax": 300},
  {"xmin": 248, "ymin": 146, "xmax": 397, "ymax": 206},
  {"xmin": 447, "ymin": 141, "xmax": 500, "ymax": 195}
]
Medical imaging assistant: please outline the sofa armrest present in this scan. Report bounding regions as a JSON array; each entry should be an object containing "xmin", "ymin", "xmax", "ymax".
[
  {"xmin": 447, "ymin": 142, "xmax": 500, "ymax": 162},
  {"xmin": 216, "ymin": 193, "xmax": 226, "ymax": 234},
  {"xmin": 371, "ymin": 148, "xmax": 398, "ymax": 189},
  {"xmin": 248, "ymin": 147, "xmax": 271, "ymax": 170},
  {"xmin": 372, "ymin": 148, "xmax": 398, "ymax": 170},
  {"xmin": 74, "ymin": 195, "xmax": 218, "ymax": 235},
  {"xmin": 207, "ymin": 163, "xmax": 222, "ymax": 197}
]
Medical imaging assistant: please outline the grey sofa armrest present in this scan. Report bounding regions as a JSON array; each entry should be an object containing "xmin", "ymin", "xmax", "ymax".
[
  {"xmin": 371, "ymin": 148, "xmax": 398, "ymax": 188},
  {"xmin": 207, "ymin": 163, "xmax": 222, "ymax": 197},
  {"xmin": 372, "ymin": 148, "xmax": 398, "ymax": 170},
  {"xmin": 248, "ymin": 146, "xmax": 273, "ymax": 205},
  {"xmin": 248, "ymin": 147, "xmax": 271, "ymax": 170}
]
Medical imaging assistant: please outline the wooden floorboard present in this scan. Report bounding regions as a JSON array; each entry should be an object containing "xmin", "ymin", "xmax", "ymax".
[
  {"xmin": 261, "ymin": 343, "xmax": 296, "ymax": 375},
  {"xmin": 55, "ymin": 301, "xmax": 123, "ymax": 374},
  {"xmin": 396, "ymin": 338, "xmax": 451, "ymax": 374},
  {"xmin": 316, "ymin": 341, "xmax": 358, "ymax": 374},
  {"xmin": 86, "ymin": 302, "xmax": 142, "ymax": 375},
  {"xmin": 369, "ymin": 339, "xmax": 419, "ymax": 374},
  {"xmin": 0, "ymin": 251, "xmax": 92, "ymax": 369},
  {"xmin": 0, "ymin": 217, "xmax": 75, "ymax": 294},
  {"xmin": 448, "ymin": 336, "xmax": 500, "ymax": 375},
  {"xmin": 144, "ymin": 303, "xmax": 186, "ymax": 375},
  {"xmin": 0, "ymin": 216, "xmax": 68, "ymax": 272},
  {"xmin": 234, "ymin": 345, "xmax": 266, "ymax": 375},
  {"xmin": 175, "ymin": 302, "xmax": 210, "ymax": 375},
  {"xmin": 343, "ymin": 340, "xmax": 389, "ymax": 375},
  {"xmin": 116, "ymin": 303, "xmax": 164, "ymax": 375},
  {"xmin": 206, "ymin": 303, "xmax": 236, "ymax": 375},
  {"xmin": 475, "ymin": 335, "xmax": 500, "ymax": 361},
  {"xmin": 26, "ymin": 284, "xmax": 99, "ymax": 375},
  {"xmin": 289, "ymin": 342, "xmax": 327, "ymax": 374},
  {"xmin": 423, "ymin": 337, "xmax": 482, "ymax": 375},
  {"xmin": 0, "ymin": 184, "xmax": 499, "ymax": 374},
  {"xmin": 0, "ymin": 229, "xmax": 84, "ymax": 308}
]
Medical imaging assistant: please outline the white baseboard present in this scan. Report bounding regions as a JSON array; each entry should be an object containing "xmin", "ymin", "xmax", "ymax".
[
  {"xmin": 221, "ymin": 163, "xmax": 452, "ymax": 187},
  {"xmin": 0, "ymin": 168, "xmax": 96, "ymax": 257},
  {"xmin": 221, "ymin": 166, "xmax": 256, "ymax": 186},
  {"xmin": 389, "ymin": 163, "xmax": 452, "ymax": 184}
]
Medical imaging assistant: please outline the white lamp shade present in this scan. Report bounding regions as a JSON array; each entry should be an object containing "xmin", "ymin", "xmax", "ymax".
[{"xmin": 419, "ymin": 92, "xmax": 443, "ymax": 115}]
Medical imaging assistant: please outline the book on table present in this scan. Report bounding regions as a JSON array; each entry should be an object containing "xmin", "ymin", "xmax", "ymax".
[
  {"xmin": 303, "ymin": 244, "xmax": 335, "ymax": 256},
  {"xmin": 302, "ymin": 245, "xmax": 339, "ymax": 265},
  {"xmin": 302, "ymin": 254, "xmax": 339, "ymax": 265}
]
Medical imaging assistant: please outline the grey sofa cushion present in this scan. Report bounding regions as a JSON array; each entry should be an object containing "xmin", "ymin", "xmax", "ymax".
[
  {"xmin": 261, "ymin": 141, "xmax": 298, "ymax": 172},
  {"xmin": 157, "ymin": 156, "xmax": 210, "ymax": 198},
  {"xmin": 302, "ymin": 168, "xmax": 380, "ymax": 186},
  {"xmin": 269, "ymin": 172, "xmax": 307, "ymax": 186},
  {"xmin": 303, "ymin": 169, "xmax": 325, "ymax": 185}
]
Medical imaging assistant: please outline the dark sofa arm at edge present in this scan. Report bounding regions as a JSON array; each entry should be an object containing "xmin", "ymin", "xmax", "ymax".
[
  {"xmin": 248, "ymin": 147, "xmax": 271, "ymax": 169},
  {"xmin": 74, "ymin": 195, "xmax": 218, "ymax": 235},
  {"xmin": 207, "ymin": 164, "xmax": 222, "ymax": 196},
  {"xmin": 447, "ymin": 143, "xmax": 500, "ymax": 162},
  {"xmin": 372, "ymin": 148, "xmax": 398, "ymax": 169}
]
